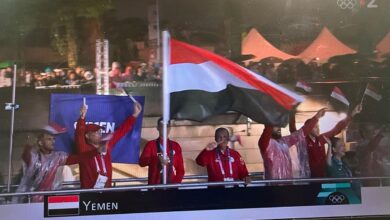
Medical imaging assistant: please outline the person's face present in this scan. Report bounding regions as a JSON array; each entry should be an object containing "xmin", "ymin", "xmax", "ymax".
[
  {"xmin": 215, "ymin": 130, "xmax": 229, "ymax": 146},
  {"xmin": 333, "ymin": 141, "xmax": 346, "ymax": 157},
  {"xmin": 362, "ymin": 124, "xmax": 377, "ymax": 139},
  {"xmin": 39, "ymin": 133, "xmax": 55, "ymax": 152},
  {"xmin": 86, "ymin": 130, "xmax": 102, "ymax": 145},
  {"xmin": 75, "ymin": 67, "xmax": 82, "ymax": 74},
  {"xmin": 311, "ymin": 124, "xmax": 320, "ymax": 137},
  {"xmin": 69, "ymin": 73, "xmax": 76, "ymax": 80},
  {"xmin": 272, "ymin": 127, "xmax": 282, "ymax": 139}
]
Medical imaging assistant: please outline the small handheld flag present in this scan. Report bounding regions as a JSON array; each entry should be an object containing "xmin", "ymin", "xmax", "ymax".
[
  {"xmin": 331, "ymin": 86, "xmax": 350, "ymax": 106},
  {"xmin": 363, "ymin": 83, "xmax": 382, "ymax": 101},
  {"xmin": 295, "ymin": 81, "xmax": 313, "ymax": 93}
]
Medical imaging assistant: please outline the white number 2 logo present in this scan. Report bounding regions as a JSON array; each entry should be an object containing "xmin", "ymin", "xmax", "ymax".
[{"xmin": 367, "ymin": 0, "xmax": 378, "ymax": 8}]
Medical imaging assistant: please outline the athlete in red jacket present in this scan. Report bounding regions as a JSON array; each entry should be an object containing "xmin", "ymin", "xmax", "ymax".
[
  {"xmin": 75, "ymin": 101, "xmax": 142, "ymax": 189},
  {"xmin": 289, "ymin": 104, "xmax": 362, "ymax": 177},
  {"xmin": 139, "ymin": 118, "xmax": 185, "ymax": 184},
  {"xmin": 197, "ymin": 128, "xmax": 250, "ymax": 184}
]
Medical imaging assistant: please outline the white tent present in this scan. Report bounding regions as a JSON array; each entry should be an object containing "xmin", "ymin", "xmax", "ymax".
[
  {"xmin": 241, "ymin": 28, "xmax": 296, "ymax": 63},
  {"xmin": 298, "ymin": 27, "xmax": 356, "ymax": 63},
  {"xmin": 376, "ymin": 31, "xmax": 390, "ymax": 58}
]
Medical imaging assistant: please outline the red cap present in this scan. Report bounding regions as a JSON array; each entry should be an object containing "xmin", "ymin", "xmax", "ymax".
[{"xmin": 85, "ymin": 124, "xmax": 104, "ymax": 132}]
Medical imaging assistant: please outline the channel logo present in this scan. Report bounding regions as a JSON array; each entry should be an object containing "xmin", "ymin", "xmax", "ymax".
[
  {"xmin": 317, "ymin": 183, "xmax": 361, "ymax": 205},
  {"xmin": 337, "ymin": 0, "xmax": 378, "ymax": 10}
]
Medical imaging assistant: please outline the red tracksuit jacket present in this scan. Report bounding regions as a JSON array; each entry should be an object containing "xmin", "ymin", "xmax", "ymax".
[
  {"xmin": 75, "ymin": 116, "xmax": 136, "ymax": 189},
  {"xmin": 139, "ymin": 138, "xmax": 185, "ymax": 185},
  {"xmin": 196, "ymin": 147, "xmax": 249, "ymax": 182}
]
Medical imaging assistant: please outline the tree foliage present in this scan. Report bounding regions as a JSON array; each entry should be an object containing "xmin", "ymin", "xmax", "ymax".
[{"xmin": 0, "ymin": 0, "xmax": 116, "ymax": 67}]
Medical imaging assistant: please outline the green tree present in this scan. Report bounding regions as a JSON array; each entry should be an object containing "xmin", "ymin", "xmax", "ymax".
[
  {"xmin": 48, "ymin": 0, "xmax": 115, "ymax": 67},
  {"xmin": 0, "ymin": 0, "xmax": 115, "ymax": 67}
]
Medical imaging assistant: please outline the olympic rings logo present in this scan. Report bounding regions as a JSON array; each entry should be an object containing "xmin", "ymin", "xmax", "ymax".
[
  {"xmin": 325, "ymin": 192, "xmax": 349, "ymax": 205},
  {"xmin": 336, "ymin": 0, "xmax": 357, "ymax": 9},
  {"xmin": 329, "ymin": 194, "xmax": 345, "ymax": 203}
]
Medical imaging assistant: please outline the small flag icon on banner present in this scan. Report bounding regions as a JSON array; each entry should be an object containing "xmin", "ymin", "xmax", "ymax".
[
  {"xmin": 331, "ymin": 86, "xmax": 350, "ymax": 106},
  {"xmin": 364, "ymin": 83, "xmax": 382, "ymax": 101},
  {"xmin": 47, "ymin": 195, "xmax": 79, "ymax": 217},
  {"xmin": 295, "ymin": 81, "xmax": 313, "ymax": 93}
]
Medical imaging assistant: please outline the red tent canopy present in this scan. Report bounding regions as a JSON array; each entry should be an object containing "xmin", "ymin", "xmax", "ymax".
[
  {"xmin": 298, "ymin": 27, "xmax": 356, "ymax": 63},
  {"xmin": 376, "ymin": 31, "xmax": 390, "ymax": 58},
  {"xmin": 241, "ymin": 28, "xmax": 296, "ymax": 63}
]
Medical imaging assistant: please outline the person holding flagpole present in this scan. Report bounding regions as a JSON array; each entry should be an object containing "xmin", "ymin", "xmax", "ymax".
[
  {"xmin": 139, "ymin": 118, "xmax": 185, "ymax": 185},
  {"xmin": 161, "ymin": 30, "xmax": 304, "ymax": 183},
  {"xmin": 196, "ymin": 127, "xmax": 251, "ymax": 184},
  {"xmin": 75, "ymin": 98, "xmax": 142, "ymax": 189}
]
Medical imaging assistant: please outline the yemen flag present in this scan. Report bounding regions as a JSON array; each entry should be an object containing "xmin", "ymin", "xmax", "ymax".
[
  {"xmin": 165, "ymin": 35, "xmax": 303, "ymax": 126},
  {"xmin": 295, "ymin": 80, "xmax": 313, "ymax": 93},
  {"xmin": 330, "ymin": 86, "xmax": 350, "ymax": 106},
  {"xmin": 46, "ymin": 195, "xmax": 79, "ymax": 217},
  {"xmin": 364, "ymin": 83, "xmax": 382, "ymax": 101}
]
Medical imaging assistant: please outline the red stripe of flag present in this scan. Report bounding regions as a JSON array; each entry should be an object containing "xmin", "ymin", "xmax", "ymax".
[
  {"xmin": 170, "ymin": 39, "xmax": 298, "ymax": 110},
  {"xmin": 48, "ymin": 195, "xmax": 79, "ymax": 203},
  {"xmin": 49, "ymin": 122, "xmax": 67, "ymax": 133}
]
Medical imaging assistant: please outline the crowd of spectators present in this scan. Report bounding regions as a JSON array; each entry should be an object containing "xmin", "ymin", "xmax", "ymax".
[
  {"xmin": 245, "ymin": 55, "xmax": 390, "ymax": 84},
  {"xmin": 1, "ymin": 54, "xmax": 390, "ymax": 89},
  {"xmin": 0, "ymin": 61, "xmax": 163, "ymax": 88}
]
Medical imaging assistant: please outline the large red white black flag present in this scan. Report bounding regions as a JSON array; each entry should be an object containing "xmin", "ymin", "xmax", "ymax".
[{"xmin": 163, "ymin": 34, "xmax": 303, "ymax": 126}]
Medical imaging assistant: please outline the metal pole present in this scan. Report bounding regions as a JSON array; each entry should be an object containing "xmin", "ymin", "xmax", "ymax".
[
  {"xmin": 7, "ymin": 64, "xmax": 17, "ymax": 192},
  {"xmin": 103, "ymin": 39, "xmax": 109, "ymax": 95},
  {"xmin": 162, "ymin": 31, "xmax": 170, "ymax": 184},
  {"xmin": 96, "ymin": 39, "xmax": 102, "ymax": 95},
  {"xmin": 156, "ymin": 0, "xmax": 161, "ymax": 63}
]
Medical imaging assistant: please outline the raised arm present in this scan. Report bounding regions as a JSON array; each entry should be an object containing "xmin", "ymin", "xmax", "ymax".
[
  {"xmin": 322, "ymin": 104, "xmax": 362, "ymax": 139},
  {"xmin": 75, "ymin": 105, "xmax": 89, "ymax": 153},
  {"xmin": 258, "ymin": 125, "xmax": 273, "ymax": 153},
  {"xmin": 195, "ymin": 149, "xmax": 209, "ymax": 167},
  {"xmin": 302, "ymin": 108, "xmax": 326, "ymax": 136},
  {"xmin": 107, "ymin": 102, "xmax": 142, "ymax": 151},
  {"xmin": 322, "ymin": 116, "xmax": 351, "ymax": 139}
]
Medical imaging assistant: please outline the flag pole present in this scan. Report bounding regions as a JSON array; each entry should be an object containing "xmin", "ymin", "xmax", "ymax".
[
  {"xmin": 7, "ymin": 64, "xmax": 17, "ymax": 192},
  {"xmin": 360, "ymin": 83, "xmax": 368, "ymax": 106},
  {"xmin": 162, "ymin": 30, "xmax": 170, "ymax": 184}
]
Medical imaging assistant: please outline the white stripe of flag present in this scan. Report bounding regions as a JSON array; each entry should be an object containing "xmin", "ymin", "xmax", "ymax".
[
  {"xmin": 295, "ymin": 81, "xmax": 312, "ymax": 93},
  {"xmin": 48, "ymin": 202, "xmax": 79, "ymax": 210},
  {"xmin": 331, "ymin": 87, "xmax": 350, "ymax": 106}
]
